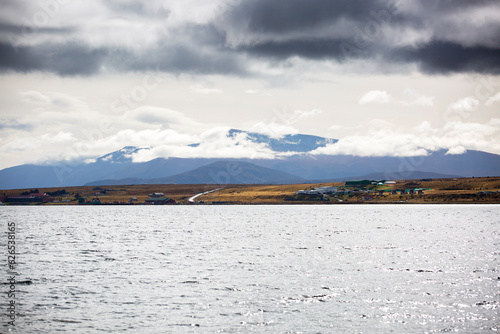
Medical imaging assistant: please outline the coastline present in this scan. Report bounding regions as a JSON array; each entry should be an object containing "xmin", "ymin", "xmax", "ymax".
[{"xmin": 1, "ymin": 176, "xmax": 499, "ymax": 205}]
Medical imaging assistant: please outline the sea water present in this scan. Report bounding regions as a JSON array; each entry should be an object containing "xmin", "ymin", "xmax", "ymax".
[{"xmin": 0, "ymin": 205, "xmax": 498, "ymax": 333}]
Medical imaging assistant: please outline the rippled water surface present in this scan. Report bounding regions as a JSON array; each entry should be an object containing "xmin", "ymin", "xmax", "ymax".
[{"xmin": 1, "ymin": 205, "xmax": 499, "ymax": 333}]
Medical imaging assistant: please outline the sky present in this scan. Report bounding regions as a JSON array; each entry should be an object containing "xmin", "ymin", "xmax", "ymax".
[{"xmin": 0, "ymin": 0, "xmax": 500, "ymax": 169}]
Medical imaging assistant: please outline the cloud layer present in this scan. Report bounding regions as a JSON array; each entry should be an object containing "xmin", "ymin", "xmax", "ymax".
[
  {"xmin": 2, "ymin": 88, "xmax": 499, "ymax": 166},
  {"xmin": 311, "ymin": 119, "xmax": 500, "ymax": 157},
  {"xmin": 1, "ymin": 0, "xmax": 500, "ymax": 76}
]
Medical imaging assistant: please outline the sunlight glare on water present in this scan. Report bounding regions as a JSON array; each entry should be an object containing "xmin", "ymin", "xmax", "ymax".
[{"xmin": 0, "ymin": 204, "xmax": 498, "ymax": 333}]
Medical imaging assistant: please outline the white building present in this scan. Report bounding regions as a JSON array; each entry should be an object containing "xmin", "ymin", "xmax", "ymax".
[
  {"xmin": 148, "ymin": 192, "xmax": 165, "ymax": 198},
  {"xmin": 296, "ymin": 186, "xmax": 338, "ymax": 195},
  {"xmin": 317, "ymin": 186, "xmax": 338, "ymax": 194}
]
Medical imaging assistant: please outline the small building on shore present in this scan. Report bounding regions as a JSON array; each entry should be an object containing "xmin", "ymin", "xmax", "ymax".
[
  {"xmin": 5, "ymin": 193, "xmax": 53, "ymax": 204},
  {"xmin": 316, "ymin": 186, "xmax": 338, "ymax": 194},
  {"xmin": 145, "ymin": 197, "xmax": 176, "ymax": 205},
  {"xmin": 78, "ymin": 197, "xmax": 102, "ymax": 205},
  {"xmin": 296, "ymin": 186, "xmax": 338, "ymax": 195}
]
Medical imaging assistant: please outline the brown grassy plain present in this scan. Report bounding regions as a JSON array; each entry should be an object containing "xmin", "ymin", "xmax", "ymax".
[{"xmin": 2, "ymin": 177, "xmax": 499, "ymax": 204}]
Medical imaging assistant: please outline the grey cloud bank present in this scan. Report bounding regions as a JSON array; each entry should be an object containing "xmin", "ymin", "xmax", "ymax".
[{"xmin": 1, "ymin": 0, "xmax": 500, "ymax": 76}]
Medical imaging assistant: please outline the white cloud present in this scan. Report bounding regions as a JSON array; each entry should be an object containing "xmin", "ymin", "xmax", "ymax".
[
  {"xmin": 485, "ymin": 92, "xmax": 500, "ymax": 106},
  {"xmin": 189, "ymin": 84, "xmax": 223, "ymax": 94},
  {"xmin": 20, "ymin": 91, "xmax": 87, "ymax": 111},
  {"xmin": 250, "ymin": 122, "xmax": 299, "ymax": 139},
  {"xmin": 49, "ymin": 93, "xmax": 88, "ymax": 109},
  {"xmin": 101, "ymin": 154, "xmax": 113, "ymax": 162},
  {"xmin": 2, "ymin": 117, "xmax": 500, "ymax": 169},
  {"xmin": 54, "ymin": 128, "xmax": 196, "ymax": 164},
  {"xmin": 2, "ymin": 0, "xmax": 227, "ymax": 49},
  {"xmin": 126, "ymin": 106, "xmax": 200, "ymax": 131},
  {"xmin": 244, "ymin": 89, "xmax": 272, "ymax": 97},
  {"xmin": 311, "ymin": 119, "xmax": 500, "ymax": 157},
  {"xmin": 270, "ymin": 108, "xmax": 323, "ymax": 126},
  {"xmin": 292, "ymin": 109, "xmax": 323, "ymax": 121},
  {"xmin": 311, "ymin": 132, "xmax": 430, "ymax": 157},
  {"xmin": 359, "ymin": 90, "xmax": 393, "ymax": 104},
  {"xmin": 21, "ymin": 91, "xmax": 51, "ymax": 105},
  {"xmin": 448, "ymin": 96, "xmax": 480, "ymax": 112},
  {"xmin": 251, "ymin": 109, "xmax": 323, "ymax": 138},
  {"xmin": 400, "ymin": 89, "xmax": 434, "ymax": 107},
  {"xmin": 130, "ymin": 127, "xmax": 276, "ymax": 161},
  {"xmin": 359, "ymin": 89, "xmax": 434, "ymax": 107},
  {"xmin": 446, "ymin": 146, "xmax": 467, "ymax": 155},
  {"xmin": 2, "ymin": 131, "xmax": 77, "ymax": 152}
]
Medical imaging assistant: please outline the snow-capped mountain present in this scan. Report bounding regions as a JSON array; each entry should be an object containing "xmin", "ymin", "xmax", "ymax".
[
  {"xmin": 94, "ymin": 146, "xmax": 145, "ymax": 164},
  {"xmin": 227, "ymin": 129, "xmax": 338, "ymax": 153},
  {"xmin": 0, "ymin": 129, "xmax": 499, "ymax": 189},
  {"xmin": 188, "ymin": 129, "xmax": 338, "ymax": 154}
]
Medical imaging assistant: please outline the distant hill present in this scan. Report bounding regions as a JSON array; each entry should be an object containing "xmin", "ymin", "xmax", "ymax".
[
  {"xmin": 86, "ymin": 161, "xmax": 307, "ymax": 186},
  {"xmin": 0, "ymin": 164, "xmax": 64, "ymax": 190},
  {"xmin": 1, "ymin": 128, "xmax": 500, "ymax": 189},
  {"xmin": 150, "ymin": 161, "xmax": 307, "ymax": 184},
  {"xmin": 253, "ymin": 149, "xmax": 500, "ymax": 181},
  {"xmin": 84, "ymin": 178, "xmax": 145, "ymax": 186}
]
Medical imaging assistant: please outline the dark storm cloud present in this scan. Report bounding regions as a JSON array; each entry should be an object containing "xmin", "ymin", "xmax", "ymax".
[
  {"xmin": 238, "ymin": 38, "xmax": 349, "ymax": 60},
  {"xmin": 121, "ymin": 41, "xmax": 246, "ymax": 75},
  {"xmin": 103, "ymin": 0, "xmax": 171, "ymax": 19},
  {"xmin": 405, "ymin": 0, "xmax": 495, "ymax": 12},
  {"xmin": 0, "ymin": 24, "xmax": 245, "ymax": 76},
  {"xmin": 224, "ymin": 0, "xmax": 500, "ymax": 74},
  {"xmin": 226, "ymin": 0, "xmax": 395, "ymax": 33},
  {"xmin": 0, "ymin": 0, "xmax": 499, "ymax": 75},
  {"xmin": 225, "ymin": 0, "xmax": 498, "ymax": 39},
  {"xmin": 393, "ymin": 41, "xmax": 500, "ymax": 74},
  {"xmin": 237, "ymin": 36, "xmax": 500, "ymax": 75},
  {"xmin": 0, "ymin": 22, "xmax": 75, "ymax": 35},
  {"xmin": 0, "ymin": 42, "xmax": 108, "ymax": 76}
]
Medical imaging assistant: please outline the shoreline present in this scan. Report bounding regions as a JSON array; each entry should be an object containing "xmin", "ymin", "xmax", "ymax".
[
  {"xmin": 1, "ymin": 176, "xmax": 499, "ymax": 206},
  {"xmin": 3, "ymin": 201, "xmax": 500, "ymax": 206}
]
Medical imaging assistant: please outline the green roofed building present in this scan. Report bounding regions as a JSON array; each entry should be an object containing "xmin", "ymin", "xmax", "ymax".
[{"xmin": 345, "ymin": 180, "xmax": 377, "ymax": 187}]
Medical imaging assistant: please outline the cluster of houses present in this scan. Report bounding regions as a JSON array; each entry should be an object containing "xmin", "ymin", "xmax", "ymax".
[
  {"xmin": 295, "ymin": 180, "xmax": 425, "ymax": 201},
  {"xmin": 78, "ymin": 192, "xmax": 176, "ymax": 205},
  {"xmin": 296, "ymin": 186, "xmax": 339, "ymax": 195},
  {"xmin": 0, "ymin": 193, "xmax": 54, "ymax": 204},
  {"xmin": 144, "ymin": 193, "xmax": 175, "ymax": 205},
  {"xmin": 1, "ymin": 190, "xmax": 177, "ymax": 206}
]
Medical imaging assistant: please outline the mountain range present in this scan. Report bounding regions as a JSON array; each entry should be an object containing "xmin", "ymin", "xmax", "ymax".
[
  {"xmin": 84, "ymin": 161, "xmax": 307, "ymax": 186},
  {"xmin": 1, "ymin": 129, "xmax": 499, "ymax": 189}
]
